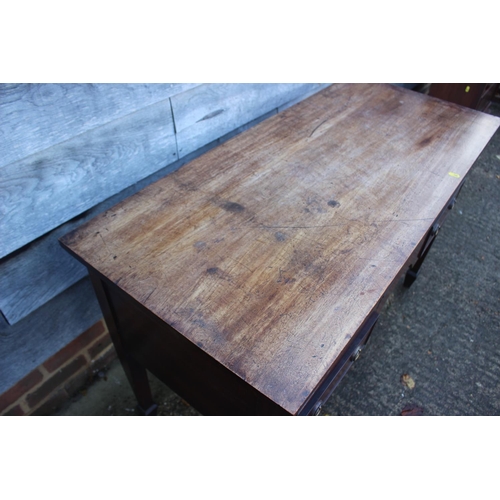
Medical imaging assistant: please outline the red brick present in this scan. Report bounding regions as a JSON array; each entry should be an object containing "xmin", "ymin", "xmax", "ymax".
[
  {"xmin": 27, "ymin": 356, "xmax": 86, "ymax": 408},
  {"xmin": 64, "ymin": 366, "xmax": 92, "ymax": 398},
  {"xmin": 2, "ymin": 404, "xmax": 25, "ymax": 416},
  {"xmin": 91, "ymin": 345, "xmax": 117, "ymax": 372},
  {"xmin": 0, "ymin": 368, "xmax": 43, "ymax": 413},
  {"xmin": 43, "ymin": 320, "xmax": 105, "ymax": 373},
  {"xmin": 88, "ymin": 333, "xmax": 112, "ymax": 359},
  {"xmin": 30, "ymin": 388, "xmax": 68, "ymax": 416}
]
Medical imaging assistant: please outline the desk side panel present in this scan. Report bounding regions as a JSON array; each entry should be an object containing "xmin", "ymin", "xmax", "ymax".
[{"xmin": 97, "ymin": 274, "xmax": 289, "ymax": 416}]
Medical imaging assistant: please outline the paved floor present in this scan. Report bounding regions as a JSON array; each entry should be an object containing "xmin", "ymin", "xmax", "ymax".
[{"xmin": 56, "ymin": 102, "xmax": 500, "ymax": 416}]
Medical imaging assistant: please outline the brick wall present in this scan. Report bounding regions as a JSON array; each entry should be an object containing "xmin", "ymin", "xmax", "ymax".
[{"xmin": 0, "ymin": 319, "xmax": 116, "ymax": 416}]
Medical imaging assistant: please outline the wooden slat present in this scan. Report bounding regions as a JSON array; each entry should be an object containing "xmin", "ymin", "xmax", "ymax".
[
  {"xmin": 0, "ymin": 83, "xmax": 200, "ymax": 169},
  {"xmin": 0, "ymin": 143, "xmax": 196, "ymax": 325},
  {"xmin": 277, "ymin": 83, "xmax": 331, "ymax": 112},
  {"xmin": 0, "ymin": 107, "xmax": 281, "ymax": 325},
  {"xmin": 0, "ymin": 110, "xmax": 278, "ymax": 325},
  {"xmin": 0, "ymin": 278, "xmax": 101, "ymax": 395},
  {"xmin": 0, "ymin": 100, "xmax": 177, "ymax": 258},
  {"xmin": 61, "ymin": 83, "xmax": 500, "ymax": 414},
  {"xmin": 171, "ymin": 83, "xmax": 330, "ymax": 157},
  {"xmin": 0, "ymin": 96, "xmax": 317, "ymax": 323},
  {"xmin": 0, "ymin": 220, "xmax": 88, "ymax": 325}
]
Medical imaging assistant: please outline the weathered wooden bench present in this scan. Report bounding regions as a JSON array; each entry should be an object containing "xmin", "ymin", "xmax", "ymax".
[{"xmin": 60, "ymin": 83, "xmax": 500, "ymax": 415}]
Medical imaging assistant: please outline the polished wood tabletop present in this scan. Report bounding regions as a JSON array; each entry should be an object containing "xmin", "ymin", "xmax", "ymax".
[{"xmin": 61, "ymin": 83, "xmax": 500, "ymax": 415}]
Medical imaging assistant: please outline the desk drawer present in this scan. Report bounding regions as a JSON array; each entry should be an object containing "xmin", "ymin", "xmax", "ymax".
[{"xmin": 298, "ymin": 312, "xmax": 379, "ymax": 416}]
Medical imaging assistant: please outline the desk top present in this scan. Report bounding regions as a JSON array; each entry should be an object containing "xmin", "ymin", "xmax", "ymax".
[{"xmin": 61, "ymin": 83, "xmax": 500, "ymax": 414}]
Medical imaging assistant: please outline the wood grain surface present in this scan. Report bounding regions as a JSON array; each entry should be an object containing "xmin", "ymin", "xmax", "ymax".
[
  {"xmin": 1, "ymin": 100, "xmax": 177, "ymax": 258},
  {"xmin": 0, "ymin": 148, "xmax": 189, "ymax": 325},
  {"xmin": 61, "ymin": 83, "xmax": 500, "ymax": 414},
  {"xmin": 0, "ymin": 107, "xmax": 284, "ymax": 325},
  {"xmin": 171, "ymin": 83, "xmax": 330, "ymax": 157},
  {"xmin": 0, "ymin": 83, "xmax": 199, "ymax": 169},
  {"xmin": 0, "ymin": 102, "xmax": 294, "ymax": 325}
]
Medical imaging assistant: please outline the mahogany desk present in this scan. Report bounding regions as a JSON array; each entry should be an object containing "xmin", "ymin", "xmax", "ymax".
[{"xmin": 60, "ymin": 84, "xmax": 500, "ymax": 415}]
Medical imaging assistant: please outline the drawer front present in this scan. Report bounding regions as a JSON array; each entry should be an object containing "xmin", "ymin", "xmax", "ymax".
[{"xmin": 297, "ymin": 311, "xmax": 379, "ymax": 416}]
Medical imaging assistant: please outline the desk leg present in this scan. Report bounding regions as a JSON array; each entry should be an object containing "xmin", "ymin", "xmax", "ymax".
[{"xmin": 88, "ymin": 272, "xmax": 158, "ymax": 416}]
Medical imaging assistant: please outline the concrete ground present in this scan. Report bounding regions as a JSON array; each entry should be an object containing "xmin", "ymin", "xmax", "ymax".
[{"xmin": 55, "ymin": 103, "xmax": 500, "ymax": 416}]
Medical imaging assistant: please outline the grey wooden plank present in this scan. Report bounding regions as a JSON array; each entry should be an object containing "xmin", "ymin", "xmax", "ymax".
[
  {"xmin": 0, "ymin": 83, "xmax": 200, "ymax": 169},
  {"xmin": 277, "ymin": 83, "xmax": 331, "ymax": 112},
  {"xmin": 0, "ymin": 100, "xmax": 305, "ymax": 324},
  {"xmin": 0, "ymin": 220, "xmax": 88, "ymax": 325},
  {"xmin": 171, "ymin": 83, "xmax": 330, "ymax": 157},
  {"xmin": 0, "ymin": 277, "xmax": 102, "ymax": 395},
  {"xmin": 0, "ymin": 99, "xmax": 178, "ymax": 258},
  {"xmin": 0, "ymin": 129, "xmax": 225, "ymax": 325}
]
